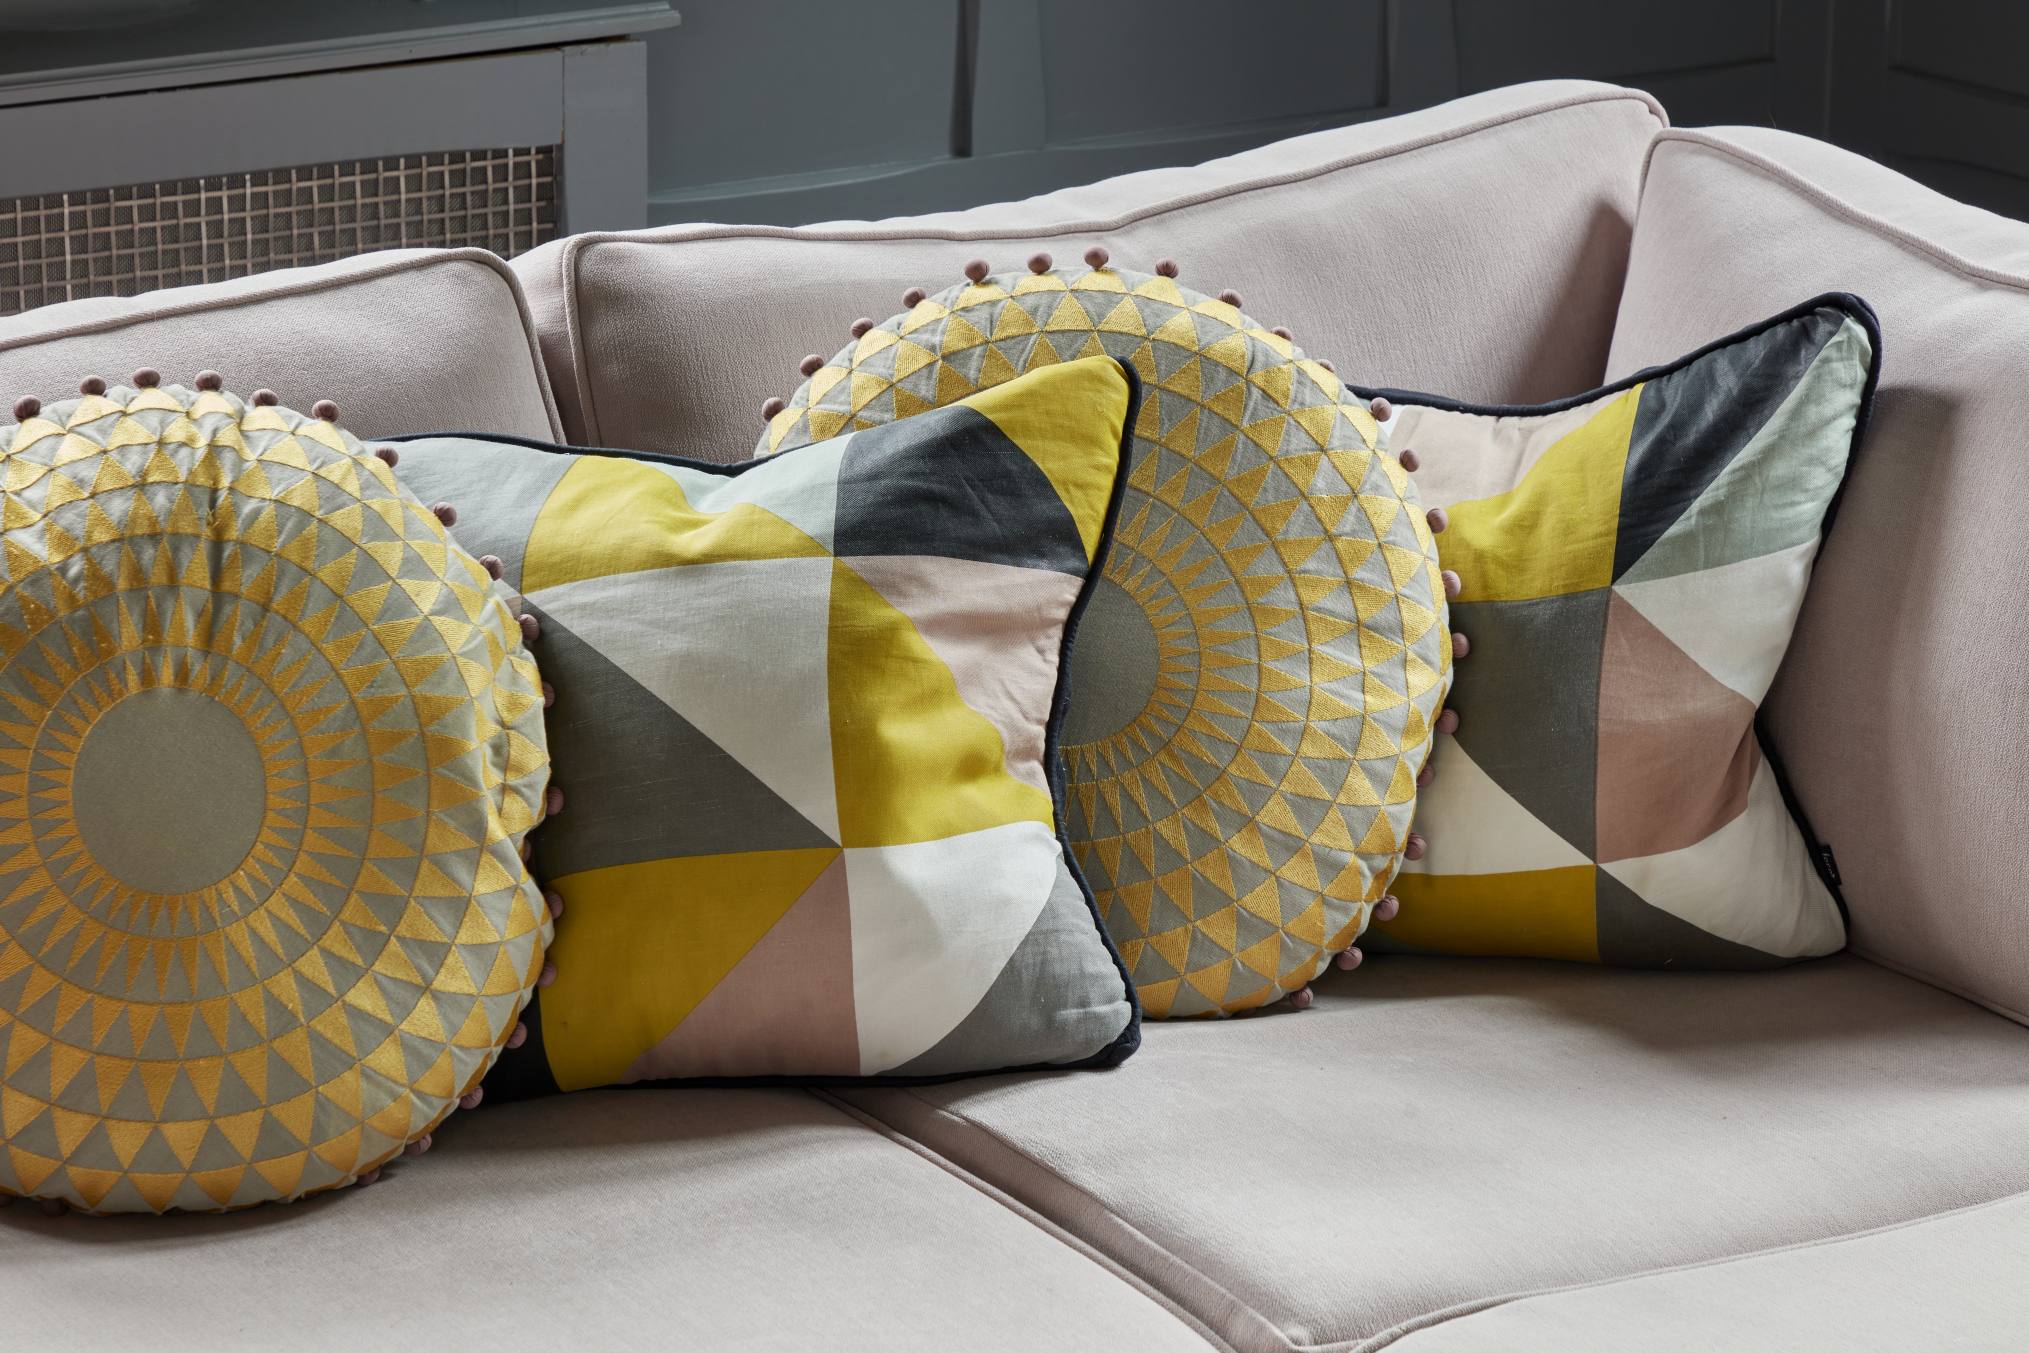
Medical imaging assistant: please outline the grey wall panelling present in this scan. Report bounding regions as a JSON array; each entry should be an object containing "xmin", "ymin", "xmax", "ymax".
[
  {"xmin": 647, "ymin": 0, "xmax": 1441, "ymax": 227},
  {"xmin": 1824, "ymin": 0, "xmax": 2029, "ymax": 220},
  {"xmin": 640, "ymin": 0, "xmax": 1842, "ymax": 228},
  {"xmin": 645, "ymin": 0, "xmax": 2025, "ymax": 228}
]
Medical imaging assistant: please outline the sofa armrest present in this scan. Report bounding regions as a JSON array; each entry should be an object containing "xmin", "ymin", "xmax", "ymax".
[
  {"xmin": 1610, "ymin": 127, "xmax": 2029, "ymax": 1024},
  {"xmin": 0, "ymin": 249, "xmax": 562, "ymax": 441}
]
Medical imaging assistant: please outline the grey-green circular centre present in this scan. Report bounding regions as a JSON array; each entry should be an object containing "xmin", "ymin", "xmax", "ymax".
[
  {"xmin": 1061, "ymin": 575, "xmax": 1162, "ymax": 746},
  {"xmin": 73, "ymin": 689, "xmax": 267, "ymax": 895}
]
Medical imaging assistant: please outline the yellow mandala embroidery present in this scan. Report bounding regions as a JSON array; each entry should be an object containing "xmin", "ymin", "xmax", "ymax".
[
  {"xmin": 762, "ymin": 263, "xmax": 1452, "ymax": 1017},
  {"xmin": 0, "ymin": 383, "xmax": 550, "ymax": 1213}
]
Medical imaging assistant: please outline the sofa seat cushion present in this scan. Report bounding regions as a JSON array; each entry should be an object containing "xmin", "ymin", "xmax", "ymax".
[
  {"xmin": 1384, "ymin": 1191, "xmax": 2029, "ymax": 1352},
  {"xmin": 0, "ymin": 249, "xmax": 561, "ymax": 442},
  {"xmin": 841, "ymin": 955, "xmax": 2029, "ymax": 1353},
  {"xmin": 512, "ymin": 80, "xmax": 1665, "ymax": 456},
  {"xmin": 0, "ymin": 1089, "xmax": 1214, "ymax": 1351},
  {"xmin": 1607, "ymin": 127, "xmax": 2029, "ymax": 1027}
]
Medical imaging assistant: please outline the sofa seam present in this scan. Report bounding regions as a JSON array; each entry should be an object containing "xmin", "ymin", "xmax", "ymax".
[
  {"xmin": 810, "ymin": 1089, "xmax": 1239, "ymax": 1353},
  {"xmin": 1849, "ymin": 945, "xmax": 2029, "ymax": 1028},
  {"xmin": 562, "ymin": 85, "xmax": 1667, "ymax": 444},
  {"xmin": 857, "ymin": 1087, "xmax": 1308, "ymax": 1353},
  {"xmin": 860, "ymin": 1086, "xmax": 2029, "ymax": 1353},
  {"xmin": 1645, "ymin": 129, "xmax": 2029, "ymax": 297},
  {"xmin": 0, "ymin": 248, "xmax": 567, "ymax": 442},
  {"xmin": 545, "ymin": 243, "xmax": 599, "ymax": 446},
  {"xmin": 1351, "ymin": 1186, "xmax": 2029, "ymax": 1351}
]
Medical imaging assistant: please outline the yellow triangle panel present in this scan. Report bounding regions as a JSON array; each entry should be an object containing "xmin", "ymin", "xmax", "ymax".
[{"xmin": 539, "ymin": 846, "xmax": 840, "ymax": 1091}]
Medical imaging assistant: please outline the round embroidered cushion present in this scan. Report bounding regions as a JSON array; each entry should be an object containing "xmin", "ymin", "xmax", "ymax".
[
  {"xmin": 0, "ymin": 377, "xmax": 551, "ymax": 1212},
  {"xmin": 761, "ymin": 260, "xmax": 1451, "ymax": 1016}
]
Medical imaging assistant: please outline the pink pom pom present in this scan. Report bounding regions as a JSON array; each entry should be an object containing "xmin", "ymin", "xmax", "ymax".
[
  {"xmin": 132, "ymin": 367, "xmax": 161, "ymax": 389},
  {"xmin": 798, "ymin": 353, "xmax": 825, "ymax": 377},
  {"xmin": 1154, "ymin": 258, "xmax": 1179, "ymax": 278},
  {"xmin": 251, "ymin": 388, "xmax": 279, "ymax": 406},
  {"xmin": 311, "ymin": 399, "xmax": 339, "ymax": 422},
  {"xmin": 1027, "ymin": 252, "xmax": 1053, "ymax": 274},
  {"xmin": 901, "ymin": 287, "xmax": 926, "ymax": 308},
  {"xmin": 1368, "ymin": 396, "xmax": 1393, "ymax": 421},
  {"xmin": 1083, "ymin": 245, "xmax": 1110, "ymax": 269},
  {"xmin": 1270, "ymin": 325, "xmax": 1293, "ymax": 340},
  {"xmin": 963, "ymin": 258, "xmax": 989, "ymax": 283},
  {"xmin": 431, "ymin": 502, "xmax": 458, "ymax": 527},
  {"xmin": 193, "ymin": 369, "xmax": 223, "ymax": 391},
  {"xmin": 10, "ymin": 396, "xmax": 39, "ymax": 421},
  {"xmin": 1218, "ymin": 289, "xmax": 1243, "ymax": 307},
  {"xmin": 849, "ymin": 317, "xmax": 874, "ymax": 338},
  {"xmin": 760, "ymin": 396, "xmax": 787, "ymax": 421},
  {"xmin": 374, "ymin": 446, "xmax": 400, "ymax": 468}
]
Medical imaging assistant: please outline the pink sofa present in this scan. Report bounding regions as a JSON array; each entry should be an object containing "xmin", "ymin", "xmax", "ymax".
[{"xmin": 2, "ymin": 81, "xmax": 2023, "ymax": 1351}]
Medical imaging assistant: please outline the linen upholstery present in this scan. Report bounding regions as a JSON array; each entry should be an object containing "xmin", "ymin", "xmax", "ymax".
[
  {"xmin": 0, "ymin": 384, "xmax": 552, "ymax": 1212},
  {"xmin": 394, "ymin": 359, "xmax": 1138, "ymax": 1091},
  {"xmin": 843, "ymin": 955, "xmax": 2029, "ymax": 1353},
  {"xmin": 1363, "ymin": 298, "xmax": 1875, "ymax": 967},
  {"xmin": 1388, "ymin": 1192, "xmax": 2029, "ymax": 1352},
  {"xmin": 1608, "ymin": 128, "xmax": 2029, "ymax": 1024},
  {"xmin": 762, "ymin": 264, "xmax": 1451, "ymax": 1016},
  {"xmin": 0, "ymin": 1090, "xmax": 1217, "ymax": 1352},
  {"xmin": 0, "ymin": 250, "xmax": 561, "ymax": 442},
  {"xmin": 512, "ymin": 80, "xmax": 1667, "ymax": 455}
]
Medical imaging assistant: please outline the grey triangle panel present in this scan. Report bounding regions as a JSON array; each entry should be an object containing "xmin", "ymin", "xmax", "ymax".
[
  {"xmin": 1594, "ymin": 871, "xmax": 1792, "ymax": 969},
  {"xmin": 1619, "ymin": 316, "xmax": 1874, "ymax": 584},
  {"xmin": 887, "ymin": 862, "xmax": 1134, "ymax": 1077},
  {"xmin": 387, "ymin": 436, "xmax": 573, "ymax": 593},
  {"xmin": 833, "ymin": 403, "xmax": 1091, "ymax": 574},
  {"xmin": 522, "ymin": 607, "xmax": 836, "ymax": 882},
  {"xmin": 1447, "ymin": 590, "xmax": 1609, "ymax": 859},
  {"xmin": 1613, "ymin": 306, "xmax": 1847, "ymax": 579}
]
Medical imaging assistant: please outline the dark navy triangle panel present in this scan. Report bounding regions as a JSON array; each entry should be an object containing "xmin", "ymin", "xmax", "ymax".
[
  {"xmin": 520, "ymin": 606, "xmax": 837, "ymax": 877},
  {"xmin": 832, "ymin": 402, "xmax": 1091, "ymax": 574},
  {"xmin": 1612, "ymin": 305, "xmax": 1848, "ymax": 579}
]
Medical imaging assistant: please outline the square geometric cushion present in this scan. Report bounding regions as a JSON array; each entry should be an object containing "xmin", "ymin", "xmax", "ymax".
[
  {"xmin": 392, "ymin": 357, "xmax": 1141, "ymax": 1092},
  {"xmin": 1362, "ymin": 296, "xmax": 1880, "ymax": 966},
  {"xmin": 759, "ymin": 258, "xmax": 1453, "ymax": 1017}
]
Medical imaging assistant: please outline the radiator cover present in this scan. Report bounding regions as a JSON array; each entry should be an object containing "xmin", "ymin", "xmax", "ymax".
[{"xmin": 0, "ymin": 146, "xmax": 557, "ymax": 316}]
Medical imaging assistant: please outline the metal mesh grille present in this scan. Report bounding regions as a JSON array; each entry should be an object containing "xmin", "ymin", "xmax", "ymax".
[{"xmin": 0, "ymin": 147, "xmax": 558, "ymax": 316}]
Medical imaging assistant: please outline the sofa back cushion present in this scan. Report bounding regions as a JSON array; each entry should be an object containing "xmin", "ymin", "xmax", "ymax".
[
  {"xmin": 512, "ymin": 80, "xmax": 1665, "ymax": 458},
  {"xmin": 0, "ymin": 249, "xmax": 561, "ymax": 441},
  {"xmin": 1609, "ymin": 127, "xmax": 2029, "ymax": 1024}
]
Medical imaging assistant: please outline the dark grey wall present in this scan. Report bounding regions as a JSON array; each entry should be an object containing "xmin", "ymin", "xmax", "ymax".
[{"xmin": 644, "ymin": 0, "xmax": 2029, "ymax": 226}]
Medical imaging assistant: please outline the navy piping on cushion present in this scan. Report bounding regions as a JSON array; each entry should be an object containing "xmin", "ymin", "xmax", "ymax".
[
  {"xmin": 1346, "ymin": 292, "xmax": 1884, "ymax": 930},
  {"xmin": 389, "ymin": 361, "xmax": 1146, "ymax": 1095}
]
